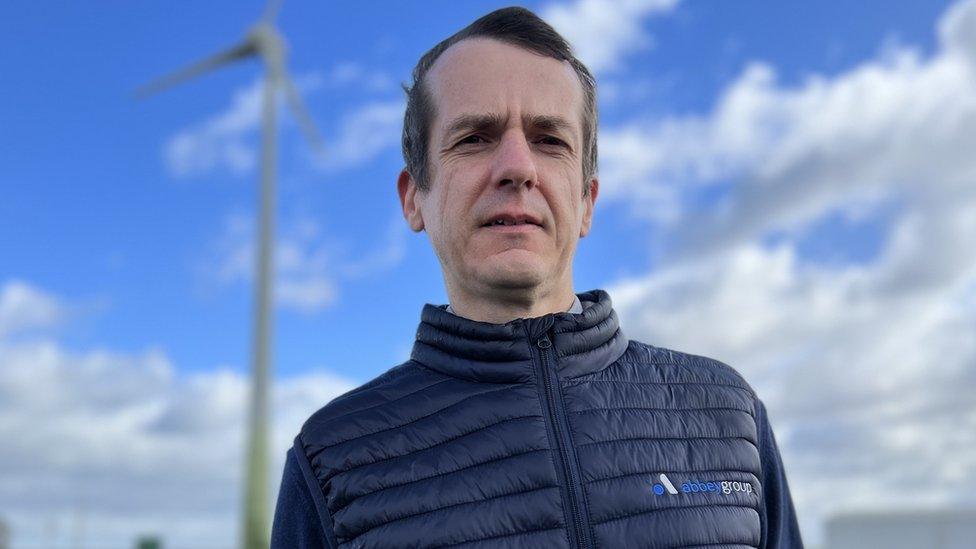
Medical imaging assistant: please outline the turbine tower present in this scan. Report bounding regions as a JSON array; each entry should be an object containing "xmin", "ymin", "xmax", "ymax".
[{"xmin": 137, "ymin": 1, "xmax": 321, "ymax": 547}]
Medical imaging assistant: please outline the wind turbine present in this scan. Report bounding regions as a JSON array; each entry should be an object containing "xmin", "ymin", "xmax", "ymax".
[{"xmin": 137, "ymin": 1, "xmax": 322, "ymax": 547}]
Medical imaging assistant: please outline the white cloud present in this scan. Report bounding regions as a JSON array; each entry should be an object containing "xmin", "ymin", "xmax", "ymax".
[
  {"xmin": 602, "ymin": 0, "xmax": 976, "ymax": 544},
  {"xmin": 320, "ymin": 62, "xmax": 395, "ymax": 92},
  {"xmin": 164, "ymin": 77, "xmax": 264, "ymax": 178},
  {"xmin": 599, "ymin": 0, "xmax": 976, "ymax": 244},
  {"xmin": 205, "ymin": 210, "xmax": 408, "ymax": 313},
  {"xmin": 207, "ymin": 213, "xmax": 340, "ymax": 313},
  {"xmin": 543, "ymin": 0, "xmax": 681, "ymax": 73},
  {"xmin": 335, "ymin": 211, "xmax": 409, "ymax": 279},
  {"xmin": 310, "ymin": 99, "xmax": 405, "ymax": 173},
  {"xmin": 0, "ymin": 282, "xmax": 358, "ymax": 548},
  {"xmin": 0, "ymin": 280, "xmax": 65, "ymax": 338},
  {"xmin": 162, "ymin": 64, "xmax": 401, "ymax": 179}
]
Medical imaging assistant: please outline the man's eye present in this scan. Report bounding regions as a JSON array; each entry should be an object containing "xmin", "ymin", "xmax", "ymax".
[
  {"xmin": 457, "ymin": 135, "xmax": 486, "ymax": 146},
  {"xmin": 538, "ymin": 136, "xmax": 567, "ymax": 147}
]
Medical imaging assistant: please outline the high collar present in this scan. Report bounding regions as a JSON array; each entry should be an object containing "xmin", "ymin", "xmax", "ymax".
[
  {"xmin": 410, "ymin": 288, "xmax": 629, "ymax": 383},
  {"xmin": 444, "ymin": 293, "xmax": 582, "ymax": 317}
]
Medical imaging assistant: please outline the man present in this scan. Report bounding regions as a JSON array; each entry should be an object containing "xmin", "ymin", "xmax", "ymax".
[{"xmin": 272, "ymin": 6, "xmax": 802, "ymax": 548}]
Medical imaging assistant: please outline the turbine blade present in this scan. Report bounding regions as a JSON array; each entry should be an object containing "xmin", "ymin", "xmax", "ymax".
[
  {"xmin": 135, "ymin": 40, "xmax": 257, "ymax": 98},
  {"xmin": 261, "ymin": 0, "xmax": 285, "ymax": 23},
  {"xmin": 282, "ymin": 73, "xmax": 324, "ymax": 151}
]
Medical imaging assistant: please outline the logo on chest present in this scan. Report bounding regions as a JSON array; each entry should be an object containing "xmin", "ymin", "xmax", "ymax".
[{"xmin": 652, "ymin": 473, "xmax": 753, "ymax": 496}]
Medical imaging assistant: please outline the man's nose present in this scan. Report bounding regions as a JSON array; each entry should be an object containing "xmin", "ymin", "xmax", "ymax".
[{"xmin": 491, "ymin": 130, "xmax": 538, "ymax": 190}]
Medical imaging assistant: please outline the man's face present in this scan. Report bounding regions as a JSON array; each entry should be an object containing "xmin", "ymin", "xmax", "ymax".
[{"xmin": 398, "ymin": 38, "xmax": 598, "ymax": 298}]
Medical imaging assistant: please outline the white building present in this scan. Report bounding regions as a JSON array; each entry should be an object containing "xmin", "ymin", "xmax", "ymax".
[{"xmin": 825, "ymin": 508, "xmax": 976, "ymax": 549}]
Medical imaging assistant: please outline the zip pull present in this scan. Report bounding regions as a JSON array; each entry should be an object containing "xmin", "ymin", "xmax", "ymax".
[
  {"xmin": 536, "ymin": 336, "xmax": 552, "ymax": 349},
  {"xmin": 528, "ymin": 313, "xmax": 556, "ymax": 344}
]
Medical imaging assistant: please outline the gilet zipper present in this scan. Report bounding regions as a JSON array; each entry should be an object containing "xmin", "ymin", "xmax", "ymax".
[{"xmin": 534, "ymin": 328, "xmax": 593, "ymax": 548}]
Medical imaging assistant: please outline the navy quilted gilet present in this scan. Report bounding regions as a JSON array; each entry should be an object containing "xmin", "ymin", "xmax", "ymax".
[{"xmin": 288, "ymin": 289, "xmax": 779, "ymax": 548}]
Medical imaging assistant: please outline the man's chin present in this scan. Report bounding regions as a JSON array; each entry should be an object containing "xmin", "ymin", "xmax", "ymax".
[{"xmin": 473, "ymin": 257, "xmax": 547, "ymax": 287}]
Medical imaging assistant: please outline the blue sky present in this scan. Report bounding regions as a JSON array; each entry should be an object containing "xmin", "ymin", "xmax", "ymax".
[
  {"xmin": 2, "ymin": 1, "xmax": 974, "ymax": 547},
  {"xmin": 0, "ymin": 0, "xmax": 951, "ymax": 380}
]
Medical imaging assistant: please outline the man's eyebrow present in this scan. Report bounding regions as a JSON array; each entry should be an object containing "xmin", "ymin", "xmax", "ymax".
[
  {"xmin": 524, "ymin": 114, "xmax": 574, "ymax": 136},
  {"xmin": 443, "ymin": 113, "xmax": 504, "ymax": 141}
]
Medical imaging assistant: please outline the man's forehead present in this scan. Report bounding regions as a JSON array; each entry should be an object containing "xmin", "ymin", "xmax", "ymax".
[{"xmin": 427, "ymin": 38, "xmax": 584, "ymax": 133}]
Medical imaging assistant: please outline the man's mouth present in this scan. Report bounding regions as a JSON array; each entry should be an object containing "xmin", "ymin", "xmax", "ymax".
[
  {"xmin": 480, "ymin": 221, "xmax": 543, "ymax": 233},
  {"xmin": 479, "ymin": 212, "xmax": 544, "ymax": 230}
]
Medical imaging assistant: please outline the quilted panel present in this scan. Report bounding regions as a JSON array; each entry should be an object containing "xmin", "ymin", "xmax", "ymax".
[
  {"xmin": 564, "ymin": 357, "xmax": 762, "ymax": 549},
  {"xmin": 303, "ymin": 367, "xmax": 570, "ymax": 548}
]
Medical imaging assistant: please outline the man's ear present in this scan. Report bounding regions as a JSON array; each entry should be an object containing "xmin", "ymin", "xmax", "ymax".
[
  {"xmin": 580, "ymin": 177, "xmax": 599, "ymax": 238},
  {"xmin": 397, "ymin": 168, "xmax": 425, "ymax": 232}
]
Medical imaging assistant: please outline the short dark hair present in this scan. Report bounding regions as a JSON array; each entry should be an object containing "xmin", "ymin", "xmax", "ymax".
[{"xmin": 401, "ymin": 6, "xmax": 598, "ymax": 198}]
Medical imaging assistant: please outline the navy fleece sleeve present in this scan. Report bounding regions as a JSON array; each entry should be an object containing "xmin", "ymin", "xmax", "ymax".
[
  {"xmin": 756, "ymin": 399, "xmax": 803, "ymax": 548},
  {"xmin": 271, "ymin": 439, "xmax": 338, "ymax": 549}
]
